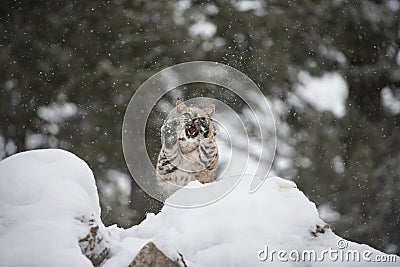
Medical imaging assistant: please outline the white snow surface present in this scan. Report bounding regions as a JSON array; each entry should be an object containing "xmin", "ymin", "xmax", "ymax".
[
  {"xmin": 0, "ymin": 149, "xmax": 105, "ymax": 267},
  {"xmin": 0, "ymin": 149, "xmax": 398, "ymax": 267}
]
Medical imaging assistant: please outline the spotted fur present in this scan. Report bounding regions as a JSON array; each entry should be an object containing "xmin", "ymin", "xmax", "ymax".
[{"xmin": 156, "ymin": 100, "xmax": 218, "ymax": 195}]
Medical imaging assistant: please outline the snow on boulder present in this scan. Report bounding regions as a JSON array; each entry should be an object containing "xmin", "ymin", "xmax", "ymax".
[
  {"xmin": 0, "ymin": 149, "xmax": 398, "ymax": 267},
  {"xmin": 0, "ymin": 149, "xmax": 109, "ymax": 267},
  {"xmin": 106, "ymin": 177, "xmax": 399, "ymax": 267}
]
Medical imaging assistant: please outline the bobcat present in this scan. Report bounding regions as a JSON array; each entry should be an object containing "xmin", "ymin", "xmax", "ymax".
[{"xmin": 156, "ymin": 100, "xmax": 218, "ymax": 196}]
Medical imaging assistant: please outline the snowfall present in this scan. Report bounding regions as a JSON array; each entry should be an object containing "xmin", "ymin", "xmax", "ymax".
[{"xmin": 0, "ymin": 149, "xmax": 398, "ymax": 267}]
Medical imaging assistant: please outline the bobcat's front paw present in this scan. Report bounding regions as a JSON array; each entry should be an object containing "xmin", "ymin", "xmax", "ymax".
[{"xmin": 161, "ymin": 120, "xmax": 180, "ymax": 149}]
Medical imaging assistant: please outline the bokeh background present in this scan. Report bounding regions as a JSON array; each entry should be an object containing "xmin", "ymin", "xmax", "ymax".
[{"xmin": 1, "ymin": 0, "xmax": 399, "ymax": 254}]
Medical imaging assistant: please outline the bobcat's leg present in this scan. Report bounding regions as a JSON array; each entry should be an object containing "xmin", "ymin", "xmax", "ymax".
[
  {"xmin": 199, "ymin": 137, "xmax": 218, "ymax": 170},
  {"xmin": 156, "ymin": 118, "xmax": 184, "ymax": 194},
  {"xmin": 156, "ymin": 152, "xmax": 178, "ymax": 176},
  {"xmin": 156, "ymin": 149, "xmax": 180, "ymax": 196}
]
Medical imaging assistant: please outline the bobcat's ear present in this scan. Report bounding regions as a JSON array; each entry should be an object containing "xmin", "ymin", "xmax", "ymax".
[
  {"xmin": 204, "ymin": 104, "xmax": 215, "ymax": 116},
  {"xmin": 176, "ymin": 100, "xmax": 189, "ymax": 114}
]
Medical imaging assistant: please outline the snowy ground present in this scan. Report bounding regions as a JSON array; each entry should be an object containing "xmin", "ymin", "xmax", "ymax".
[{"xmin": 0, "ymin": 149, "xmax": 398, "ymax": 266}]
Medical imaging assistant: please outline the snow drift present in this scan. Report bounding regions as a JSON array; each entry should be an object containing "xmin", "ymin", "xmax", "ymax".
[
  {"xmin": 0, "ymin": 149, "xmax": 398, "ymax": 266},
  {"xmin": 0, "ymin": 149, "xmax": 108, "ymax": 267}
]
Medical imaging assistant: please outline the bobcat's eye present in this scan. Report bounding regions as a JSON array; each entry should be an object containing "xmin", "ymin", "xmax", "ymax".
[{"xmin": 194, "ymin": 117, "xmax": 206, "ymax": 124}]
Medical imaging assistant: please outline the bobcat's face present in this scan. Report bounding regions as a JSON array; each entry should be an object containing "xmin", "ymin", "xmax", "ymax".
[
  {"xmin": 184, "ymin": 115, "xmax": 211, "ymax": 139},
  {"xmin": 176, "ymin": 100, "xmax": 215, "ymax": 140}
]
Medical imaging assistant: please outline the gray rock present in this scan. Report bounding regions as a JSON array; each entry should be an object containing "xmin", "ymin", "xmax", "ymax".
[
  {"xmin": 78, "ymin": 214, "xmax": 109, "ymax": 266},
  {"xmin": 129, "ymin": 242, "xmax": 185, "ymax": 267}
]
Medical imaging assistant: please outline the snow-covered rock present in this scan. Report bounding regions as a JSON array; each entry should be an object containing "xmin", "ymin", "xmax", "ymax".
[
  {"xmin": 0, "ymin": 149, "xmax": 109, "ymax": 267},
  {"xmin": 107, "ymin": 177, "xmax": 399, "ymax": 267},
  {"xmin": 0, "ymin": 149, "xmax": 398, "ymax": 267}
]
